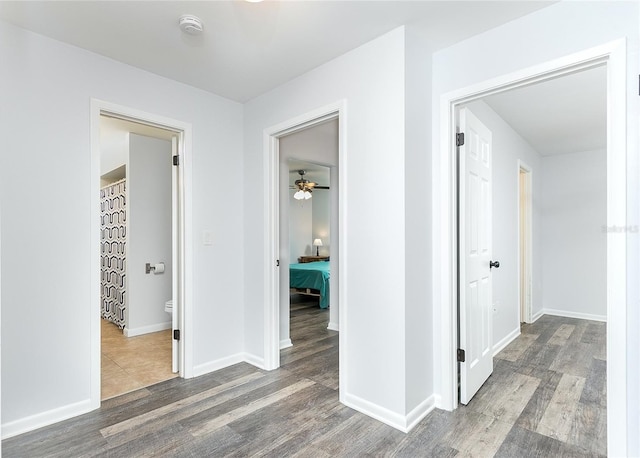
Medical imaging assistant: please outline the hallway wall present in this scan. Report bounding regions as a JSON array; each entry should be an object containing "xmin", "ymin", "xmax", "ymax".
[
  {"xmin": 0, "ymin": 19, "xmax": 244, "ymax": 436},
  {"xmin": 541, "ymin": 149, "xmax": 607, "ymax": 320}
]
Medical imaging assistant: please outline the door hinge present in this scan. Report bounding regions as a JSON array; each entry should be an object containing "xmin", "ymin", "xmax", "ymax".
[
  {"xmin": 457, "ymin": 348, "xmax": 466, "ymax": 362},
  {"xmin": 173, "ymin": 155, "xmax": 180, "ymax": 166},
  {"xmin": 276, "ymin": 259, "xmax": 280, "ymax": 267},
  {"xmin": 173, "ymin": 329, "xmax": 181, "ymax": 341},
  {"xmin": 456, "ymin": 132, "xmax": 465, "ymax": 147}
]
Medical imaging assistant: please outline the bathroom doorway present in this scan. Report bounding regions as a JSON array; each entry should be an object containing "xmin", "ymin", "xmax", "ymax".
[{"xmin": 98, "ymin": 114, "xmax": 179, "ymax": 400}]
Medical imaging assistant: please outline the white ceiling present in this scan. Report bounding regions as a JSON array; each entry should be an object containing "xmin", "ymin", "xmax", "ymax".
[
  {"xmin": 0, "ymin": 1, "xmax": 553, "ymax": 103},
  {"xmin": 481, "ymin": 65, "xmax": 607, "ymax": 156},
  {"xmin": 3, "ymin": 1, "xmax": 600, "ymax": 156},
  {"xmin": 101, "ymin": 115, "xmax": 176, "ymax": 142}
]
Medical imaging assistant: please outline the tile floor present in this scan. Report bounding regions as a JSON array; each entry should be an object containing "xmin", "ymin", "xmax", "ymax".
[{"xmin": 101, "ymin": 319, "xmax": 177, "ymax": 400}]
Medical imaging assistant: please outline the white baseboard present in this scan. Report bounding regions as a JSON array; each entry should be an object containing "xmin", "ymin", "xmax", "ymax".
[
  {"xmin": 531, "ymin": 309, "xmax": 544, "ymax": 323},
  {"xmin": 342, "ymin": 392, "xmax": 408, "ymax": 432},
  {"xmin": 2, "ymin": 398, "xmax": 94, "ymax": 440},
  {"xmin": 280, "ymin": 339, "xmax": 293, "ymax": 350},
  {"xmin": 542, "ymin": 308, "xmax": 606, "ymax": 322},
  {"xmin": 342, "ymin": 391, "xmax": 434, "ymax": 433},
  {"xmin": 493, "ymin": 327, "xmax": 520, "ymax": 357},
  {"xmin": 327, "ymin": 322, "xmax": 339, "ymax": 331},
  {"xmin": 405, "ymin": 394, "xmax": 437, "ymax": 431},
  {"xmin": 192, "ymin": 353, "xmax": 246, "ymax": 378},
  {"xmin": 243, "ymin": 352, "xmax": 266, "ymax": 370},
  {"xmin": 124, "ymin": 321, "xmax": 171, "ymax": 337},
  {"xmin": 433, "ymin": 394, "xmax": 445, "ymax": 411}
]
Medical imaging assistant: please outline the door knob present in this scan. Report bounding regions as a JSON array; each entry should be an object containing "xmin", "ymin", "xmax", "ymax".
[{"xmin": 490, "ymin": 260, "xmax": 500, "ymax": 269}]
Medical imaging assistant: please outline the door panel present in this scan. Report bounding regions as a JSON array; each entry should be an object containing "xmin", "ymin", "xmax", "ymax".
[{"xmin": 459, "ymin": 107, "xmax": 493, "ymax": 405}]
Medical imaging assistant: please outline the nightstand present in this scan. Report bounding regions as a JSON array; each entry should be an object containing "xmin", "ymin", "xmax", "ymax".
[{"xmin": 298, "ymin": 255, "xmax": 330, "ymax": 263}]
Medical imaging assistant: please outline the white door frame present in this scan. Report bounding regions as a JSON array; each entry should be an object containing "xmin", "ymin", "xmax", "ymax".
[
  {"xmin": 90, "ymin": 99, "xmax": 194, "ymax": 409},
  {"xmin": 517, "ymin": 160, "xmax": 533, "ymax": 324},
  {"xmin": 263, "ymin": 100, "xmax": 347, "ymax": 396},
  {"xmin": 435, "ymin": 39, "xmax": 626, "ymax": 456}
]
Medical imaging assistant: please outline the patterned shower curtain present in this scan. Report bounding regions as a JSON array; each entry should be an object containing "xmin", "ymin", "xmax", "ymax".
[{"xmin": 100, "ymin": 179, "xmax": 127, "ymax": 328}]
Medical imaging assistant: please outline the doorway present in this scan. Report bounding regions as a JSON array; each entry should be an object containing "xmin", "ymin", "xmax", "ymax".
[
  {"xmin": 90, "ymin": 100, "xmax": 191, "ymax": 408},
  {"xmin": 99, "ymin": 115, "xmax": 177, "ymax": 399},
  {"xmin": 278, "ymin": 119, "xmax": 338, "ymax": 348},
  {"xmin": 285, "ymin": 160, "xmax": 332, "ymax": 335},
  {"xmin": 437, "ymin": 41, "xmax": 627, "ymax": 454},
  {"xmin": 263, "ymin": 102, "xmax": 345, "ymax": 397}
]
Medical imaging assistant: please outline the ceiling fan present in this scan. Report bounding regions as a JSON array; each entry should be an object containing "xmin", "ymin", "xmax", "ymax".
[{"xmin": 291, "ymin": 170, "xmax": 329, "ymax": 200}]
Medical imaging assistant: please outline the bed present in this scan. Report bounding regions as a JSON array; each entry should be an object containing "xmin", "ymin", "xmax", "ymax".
[{"xmin": 289, "ymin": 261, "xmax": 330, "ymax": 308}]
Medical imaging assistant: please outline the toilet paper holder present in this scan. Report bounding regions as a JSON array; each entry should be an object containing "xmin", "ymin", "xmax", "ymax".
[{"xmin": 145, "ymin": 262, "xmax": 165, "ymax": 274}]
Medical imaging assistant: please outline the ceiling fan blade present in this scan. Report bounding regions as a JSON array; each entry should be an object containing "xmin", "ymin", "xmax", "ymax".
[
  {"xmin": 313, "ymin": 186, "xmax": 330, "ymax": 189},
  {"xmin": 306, "ymin": 182, "xmax": 317, "ymax": 188}
]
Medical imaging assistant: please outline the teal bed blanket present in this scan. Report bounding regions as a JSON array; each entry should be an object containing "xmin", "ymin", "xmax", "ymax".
[{"xmin": 289, "ymin": 262, "xmax": 330, "ymax": 309}]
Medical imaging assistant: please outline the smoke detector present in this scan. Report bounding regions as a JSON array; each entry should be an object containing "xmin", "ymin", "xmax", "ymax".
[{"xmin": 179, "ymin": 15, "xmax": 203, "ymax": 35}]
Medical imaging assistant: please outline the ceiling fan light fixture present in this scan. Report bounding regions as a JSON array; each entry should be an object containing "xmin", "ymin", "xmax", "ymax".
[
  {"xmin": 304, "ymin": 190, "xmax": 312, "ymax": 200},
  {"xmin": 294, "ymin": 189, "xmax": 305, "ymax": 200}
]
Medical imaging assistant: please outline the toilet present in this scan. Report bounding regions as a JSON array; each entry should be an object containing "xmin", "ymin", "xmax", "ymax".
[{"xmin": 165, "ymin": 299, "xmax": 173, "ymax": 314}]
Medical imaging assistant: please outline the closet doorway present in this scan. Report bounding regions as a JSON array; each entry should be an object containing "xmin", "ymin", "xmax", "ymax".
[{"xmin": 94, "ymin": 104, "xmax": 187, "ymax": 402}]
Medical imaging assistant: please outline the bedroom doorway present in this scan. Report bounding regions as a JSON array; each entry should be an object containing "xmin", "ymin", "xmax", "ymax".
[
  {"xmin": 282, "ymin": 158, "xmax": 337, "ymax": 388},
  {"xmin": 278, "ymin": 117, "xmax": 338, "ymax": 345},
  {"xmin": 263, "ymin": 102, "xmax": 345, "ymax": 394},
  {"xmin": 285, "ymin": 160, "xmax": 332, "ymax": 329}
]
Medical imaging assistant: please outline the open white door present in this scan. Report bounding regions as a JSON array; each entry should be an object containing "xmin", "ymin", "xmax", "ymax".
[
  {"xmin": 171, "ymin": 136, "xmax": 179, "ymax": 373},
  {"xmin": 458, "ymin": 107, "xmax": 494, "ymax": 405}
]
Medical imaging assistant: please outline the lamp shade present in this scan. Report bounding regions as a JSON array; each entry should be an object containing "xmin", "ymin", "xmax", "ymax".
[
  {"xmin": 293, "ymin": 189, "xmax": 305, "ymax": 200},
  {"xmin": 313, "ymin": 238, "xmax": 323, "ymax": 247}
]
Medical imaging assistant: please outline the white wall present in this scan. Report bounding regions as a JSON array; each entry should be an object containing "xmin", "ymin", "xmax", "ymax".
[
  {"xmin": 0, "ymin": 19, "xmax": 244, "ymax": 435},
  {"xmin": 289, "ymin": 190, "xmax": 330, "ymax": 260},
  {"xmin": 100, "ymin": 126, "xmax": 128, "ymax": 174},
  {"xmin": 126, "ymin": 134, "xmax": 173, "ymax": 335},
  {"xmin": 462, "ymin": 100, "xmax": 543, "ymax": 349},
  {"xmin": 244, "ymin": 27, "xmax": 410, "ymax": 419},
  {"xmin": 403, "ymin": 24, "xmax": 434, "ymax": 414},
  {"xmin": 312, "ymin": 190, "xmax": 330, "ymax": 255},
  {"xmin": 432, "ymin": 2, "xmax": 639, "ymax": 454},
  {"xmin": 541, "ymin": 149, "xmax": 607, "ymax": 320}
]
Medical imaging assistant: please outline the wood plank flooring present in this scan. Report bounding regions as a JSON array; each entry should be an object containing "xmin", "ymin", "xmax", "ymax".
[{"xmin": 3, "ymin": 308, "xmax": 606, "ymax": 457}]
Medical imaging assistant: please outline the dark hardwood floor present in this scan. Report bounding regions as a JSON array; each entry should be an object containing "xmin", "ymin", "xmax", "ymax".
[{"xmin": 2, "ymin": 305, "xmax": 606, "ymax": 457}]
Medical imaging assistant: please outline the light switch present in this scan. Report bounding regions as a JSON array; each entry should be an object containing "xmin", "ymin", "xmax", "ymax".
[{"xmin": 203, "ymin": 230, "xmax": 213, "ymax": 246}]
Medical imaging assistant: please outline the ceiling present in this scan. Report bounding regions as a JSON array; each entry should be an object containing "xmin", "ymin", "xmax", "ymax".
[
  {"xmin": 0, "ymin": 1, "xmax": 553, "ymax": 103},
  {"xmin": 3, "ymin": 1, "xmax": 600, "ymax": 156},
  {"xmin": 100, "ymin": 115, "xmax": 176, "ymax": 142},
  {"xmin": 482, "ymin": 65, "xmax": 607, "ymax": 156}
]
